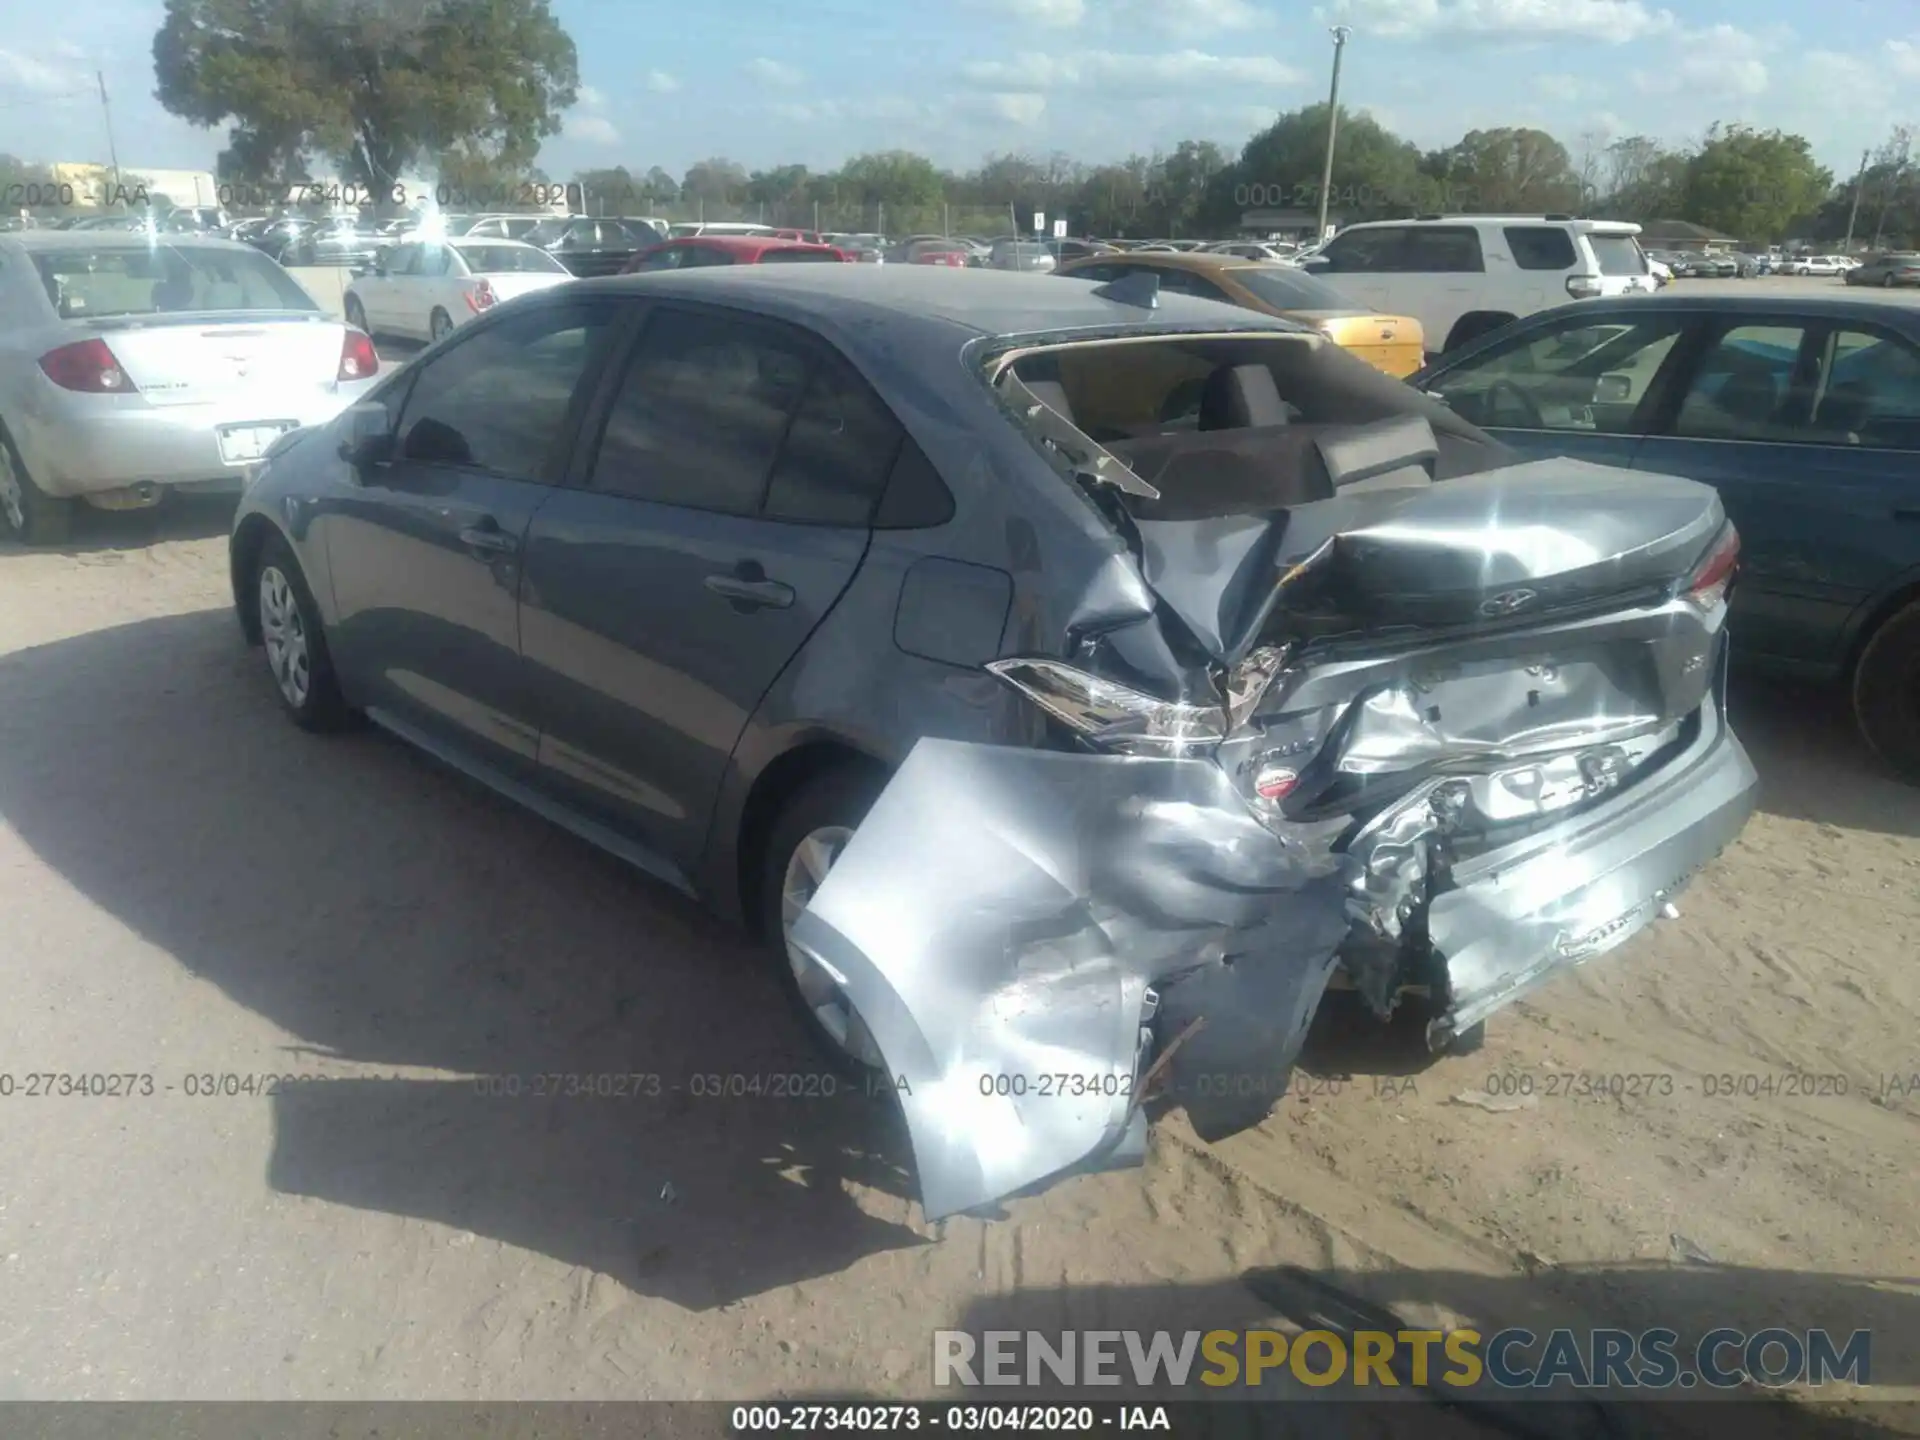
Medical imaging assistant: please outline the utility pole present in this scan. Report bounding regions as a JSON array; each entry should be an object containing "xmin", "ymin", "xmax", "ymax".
[
  {"xmin": 1843, "ymin": 148, "xmax": 1870, "ymax": 251},
  {"xmin": 96, "ymin": 70, "xmax": 122, "ymax": 199},
  {"xmin": 1315, "ymin": 27, "xmax": 1352, "ymax": 240}
]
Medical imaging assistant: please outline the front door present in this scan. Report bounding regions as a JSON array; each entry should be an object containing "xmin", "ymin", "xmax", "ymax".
[{"xmin": 321, "ymin": 297, "xmax": 624, "ymax": 773}]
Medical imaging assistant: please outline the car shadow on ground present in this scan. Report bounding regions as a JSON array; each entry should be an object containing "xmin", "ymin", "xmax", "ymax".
[
  {"xmin": 0, "ymin": 607, "xmax": 927, "ymax": 1310},
  {"xmin": 0, "ymin": 493, "xmax": 238, "ymax": 556},
  {"xmin": 1728, "ymin": 673, "xmax": 1919, "ymax": 839},
  {"xmin": 0, "ymin": 610, "xmax": 1912, "ymax": 1316}
]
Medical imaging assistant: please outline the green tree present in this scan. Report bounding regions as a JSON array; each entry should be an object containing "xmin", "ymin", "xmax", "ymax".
[
  {"xmin": 1595, "ymin": 136, "xmax": 1689, "ymax": 222},
  {"xmin": 1680, "ymin": 123, "xmax": 1832, "ymax": 242},
  {"xmin": 1424, "ymin": 127, "xmax": 1581, "ymax": 213},
  {"xmin": 572, "ymin": 165, "xmax": 635, "ymax": 213},
  {"xmin": 1206, "ymin": 104, "xmax": 1425, "ymax": 231},
  {"xmin": 681, "ymin": 157, "xmax": 747, "ymax": 209},
  {"xmin": 836, "ymin": 151, "xmax": 944, "ymax": 209},
  {"xmin": 1154, "ymin": 139, "xmax": 1230, "ymax": 237},
  {"xmin": 746, "ymin": 163, "xmax": 812, "ymax": 221},
  {"xmin": 154, "ymin": 0, "xmax": 578, "ymax": 210}
]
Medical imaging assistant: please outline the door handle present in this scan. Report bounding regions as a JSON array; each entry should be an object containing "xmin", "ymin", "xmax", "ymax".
[
  {"xmin": 705, "ymin": 563, "xmax": 794, "ymax": 611},
  {"xmin": 458, "ymin": 518, "xmax": 518, "ymax": 555}
]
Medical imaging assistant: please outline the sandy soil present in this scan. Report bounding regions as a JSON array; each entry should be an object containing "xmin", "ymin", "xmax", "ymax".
[{"xmin": 0, "ymin": 501, "xmax": 1915, "ymax": 1434}]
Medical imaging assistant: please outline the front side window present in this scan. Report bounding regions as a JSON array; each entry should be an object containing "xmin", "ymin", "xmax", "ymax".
[
  {"xmin": 1317, "ymin": 226, "xmax": 1407, "ymax": 273},
  {"xmin": 395, "ymin": 302, "xmax": 616, "ymax": 477},
  {"xmin": 1428, "ymin": 315, "xmax": 1686, "ymax": 433}
]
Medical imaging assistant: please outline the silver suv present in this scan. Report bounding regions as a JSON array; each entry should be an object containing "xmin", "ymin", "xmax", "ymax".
[{"xmin": 989, "ymin": 238, "xmax": 1056, "ymax": 273}]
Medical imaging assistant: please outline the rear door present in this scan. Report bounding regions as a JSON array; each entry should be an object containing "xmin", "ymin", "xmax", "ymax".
[
  {"xmin": 359, "ymin": 242, "xmax": 418, "ymax": 330},
  {"xmin": 320, "ymin": 297, "xmax": 625, "ymax": 774},
  {"xmin": 1631, "ymin": 316, "xmax": 1920, "ymax": 670},
  {"xmin": 517, "ymin": 302, "xmax": 903, "ymax": 872}
]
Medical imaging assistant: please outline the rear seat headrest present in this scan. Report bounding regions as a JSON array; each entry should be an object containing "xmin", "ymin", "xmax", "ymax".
[{"xmin": 1199, "ymin": 364, "xmax": 1293, "ymax": 429}]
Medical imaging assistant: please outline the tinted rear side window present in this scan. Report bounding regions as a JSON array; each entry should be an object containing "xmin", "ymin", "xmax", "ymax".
[
  {"xmin": 588, "ymin": 308, "xmax": 808, "ymax": 514},
  {"xmin": 762, "ymin": 359, "xmax": 904, "ymax": 524},
  {"xmin": 760, "ymin": 248, "xmax": 842, "ymax": 264},
  {"xmin": 1504, "ymin": 226, "xmax": 1577, "ymax": 271}
]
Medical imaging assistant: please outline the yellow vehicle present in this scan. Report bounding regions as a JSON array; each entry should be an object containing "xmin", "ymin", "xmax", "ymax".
[{"xmin": 1056, "ymin": 250, "xmax": 1426, "ymax": 377}]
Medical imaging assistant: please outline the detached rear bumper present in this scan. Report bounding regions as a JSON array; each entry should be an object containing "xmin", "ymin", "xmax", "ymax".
[{"xmin": 1428, "ymin": 658, "xmax": 1757, "ymax": 1042}]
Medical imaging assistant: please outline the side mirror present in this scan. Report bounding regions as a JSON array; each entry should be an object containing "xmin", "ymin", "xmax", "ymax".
[
  {"xmin": 1595, "ymin": 374, "xmax": 1633, "ymax": 405},
  {"xmin": 337, "ymin": 401, "xmax": 394, "ymax": 472}
]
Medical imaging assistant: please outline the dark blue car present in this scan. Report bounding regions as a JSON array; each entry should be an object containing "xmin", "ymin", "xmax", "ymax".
[{"xmin": 1412, "ymin": 293, "xmax": 1920, "ymax": 779}]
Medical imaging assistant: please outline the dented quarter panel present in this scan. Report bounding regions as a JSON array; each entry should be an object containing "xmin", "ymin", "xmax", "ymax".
[{"xmin": 788, "ymin": 739, "xmax": 1351, "ymax": 1220}]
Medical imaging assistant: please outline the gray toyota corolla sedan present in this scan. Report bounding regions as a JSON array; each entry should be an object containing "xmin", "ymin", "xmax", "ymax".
[{"xmin": 230, "ymin": 265, "xmax": 1756, "ymax": 1218}]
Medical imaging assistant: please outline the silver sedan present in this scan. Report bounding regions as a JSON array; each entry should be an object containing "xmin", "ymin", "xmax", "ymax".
[{"xmin": 0, "ymin": 232, "xmax": 381, "ymax": 544}]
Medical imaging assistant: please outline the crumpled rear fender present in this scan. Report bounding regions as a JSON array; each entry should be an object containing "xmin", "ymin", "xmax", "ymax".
[{"xmin": 788, "ymin": 739, "xmax": 1351, "ymax": 1220}]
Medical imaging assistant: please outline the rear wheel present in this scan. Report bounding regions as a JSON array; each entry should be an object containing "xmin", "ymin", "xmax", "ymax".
[
  {"xmin": 1884, "ymin": 272, "xmax": 1898, "ymax": 289},
  {"xmin": 758, "ymin": 768, "xmax": 889, "ymax": 1077},
  {"xmin": 0, "ymin": 425, "xmax": 73, "ymax": 546},
  {"xmin": 344, "ymin": 295, "xmax": 370, "ymax": 335},
  {"xmin": 1853, "ymin": 600, "xmax": 1920, "ymax": 784},
  {"xmin": 429, "ymin": 308, "xmax": 454, "ymax": 342}
]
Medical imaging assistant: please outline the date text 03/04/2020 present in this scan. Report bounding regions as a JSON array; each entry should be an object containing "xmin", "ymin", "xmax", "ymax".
[{"xmin": 729, "ymin": 1404, "xmax": 1171, "ymax": 1432}]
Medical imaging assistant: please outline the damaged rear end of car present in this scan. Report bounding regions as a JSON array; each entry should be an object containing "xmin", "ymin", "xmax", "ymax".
[{"xmin": 790, "ymin": 315, "xmax": 1757, "ymax": 1221}]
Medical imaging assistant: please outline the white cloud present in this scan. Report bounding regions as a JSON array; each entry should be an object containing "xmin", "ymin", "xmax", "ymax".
[
  {"xmin": 1887, "ymin": 36, "xmax": 1920, "ymax": 79},
  {"xmin": 988, "ymin": 91, "xmax": 1048, "ymax": 124},
  {"xmin": 564, "ymin": 114, "xmax": 620, "ymax": 145},
  {"xmin": 1532, "ymin": 72, "xmax": 1599, "ymax": 102},
  {"xmin": 576, "ymin": 84, "xmax": 606, "ymax": 108},
  {"xmin": 0, "ymin": 48, "xmax": 87, "ymax": 96},
  {"xmin": 747, "ymin": 57, "xmax": 805, "ymax": 86},
  {"xmin": 1320, "ymin": 0, "xmax": 1677, "ymax": 44},
  {"xmin": 1632, "ymin": 24, "xmax": 1767, "ymax": 97},
  {"xmin": 961, "ymin": 49, "xmax": 1304, "ymax": 91},
  {"xmin": 989, "ymin": 0, "xmax": 1086, "ymax": 25},
  {"xmin": 645, "ymin": 70, "xmax": 681, "ymax": 93}
]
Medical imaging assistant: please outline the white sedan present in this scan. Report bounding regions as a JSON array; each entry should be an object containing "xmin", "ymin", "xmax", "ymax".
[
  {"xmin": 343, "ymin": 238, "xmax": 575, "ymax": 343},
  {"xmin": 1781, "ymin": 255, "xmax": 1847, "ymax": 276}
]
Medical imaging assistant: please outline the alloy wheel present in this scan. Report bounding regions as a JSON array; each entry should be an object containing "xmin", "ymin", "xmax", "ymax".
[
  {"xmin": 431, "ymin": 310, "xmax": 452, "ymax": 341},
  {"xmin": 779, "ymin": 824, "xmax": 885, "ymax": 1068},
  {"xmin": 258, "ymin": 565, "xmax": 311, "ymax": 709}
]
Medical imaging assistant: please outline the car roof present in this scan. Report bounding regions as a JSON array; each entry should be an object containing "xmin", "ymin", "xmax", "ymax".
[
  {"xmin": 665, "ymin": 234, "xmax": 838, "ymax": 255},
  {"xmin": 0, "ymin": 231, "xmax": 257, "ymax": 254},
  {"xmin": 1062, "ymin": 250, "xmax": 1264, "ymax": 276},
  {"xmin": 1343, "ymin": 215, "xmax": 1642, "ymax": 234},
  {"xmin": 1506, "ymin": 293, "xmax": 1920, "ymax": 327},
  {"xmin": 448, "ymin": 237, "xmax": 542, "ymax": 250},
  {"xmin": 569, "ymin": 264, "xmax": 1311, "ymax": 342}
]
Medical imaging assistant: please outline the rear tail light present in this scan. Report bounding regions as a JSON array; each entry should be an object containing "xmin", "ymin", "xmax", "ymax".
[
  {"xmin": 1566, "ymin": 275, "xmax": 1603, "ymax": 298},
  {"xmin": 465, "ymin": 278, "xmax": 498, "ymax": 313},
  {"xmin": 338, "ymin": 329, "xmax": 379, "ymax": 381},
  {"xmin": 39, "ymin": 338, "xmax": 135, "ymax": 393},
  {"xmin": 1684, "ymin": 525, "xmax": 1740, "ymax": 611},
  {"xmin": 987, "ymin": 658, "xmax": 1227, "ymax": 755}
]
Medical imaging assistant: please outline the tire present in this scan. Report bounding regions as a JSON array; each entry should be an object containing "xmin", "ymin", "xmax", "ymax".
[
  {"xmin": 344, "ymin": 295, "xmax": 370, "ymax": 336},
  {"xmin": 757, "ymin": 766, "xmax": 890, "ymax": 1078},
  {"xmin": 0, "ymin": 424, "xmax": 73, "ymax": 546},
  {"xmin": 429, "ymin": 308, "xmax": 453, "ymax": 343},
  {"xmin": 253, "ymin": 534, "xmax": 355, "ymax": 732},
  {"xmin": 1885, "ymin": 272, "xmax": 1898, "ymax": 289},
  {"xmin": 1852, "ymin": 600, "xmax": 1920, "ymax": 784}
]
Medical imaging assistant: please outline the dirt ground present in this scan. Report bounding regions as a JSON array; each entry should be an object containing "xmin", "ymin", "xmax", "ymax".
[{"xmin": 0, "ymin": 501, "xmax": 1916, "ymax": 1433}]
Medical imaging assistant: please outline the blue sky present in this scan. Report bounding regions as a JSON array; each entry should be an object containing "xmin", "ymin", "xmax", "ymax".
[{"xmin": 0, "ymin": 0, "xmax": 1912, "ymax": 182}]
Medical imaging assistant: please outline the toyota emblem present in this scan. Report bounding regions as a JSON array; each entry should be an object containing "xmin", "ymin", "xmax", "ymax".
[{"xmin": 1479, "ymin": 588, "xmax": 1538, "ymax": 617}]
